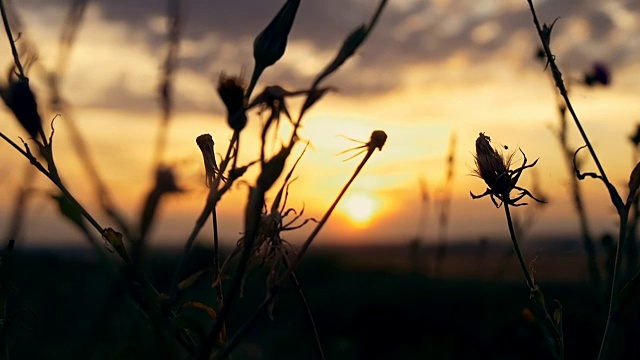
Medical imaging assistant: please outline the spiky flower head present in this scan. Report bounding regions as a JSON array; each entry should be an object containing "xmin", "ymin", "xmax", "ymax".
[
  {"xmin": 474, "ymin": 133, "xmax": 513, "ymax": 194},
  {"xmin": 471, "ymin": 132, "xmax": 544, "ymax": 207}
]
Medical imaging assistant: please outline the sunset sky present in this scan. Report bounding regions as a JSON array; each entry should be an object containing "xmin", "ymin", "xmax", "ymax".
[{"xmin": 1, "ymin": 0, "xmax": 640, "ymax": 249}]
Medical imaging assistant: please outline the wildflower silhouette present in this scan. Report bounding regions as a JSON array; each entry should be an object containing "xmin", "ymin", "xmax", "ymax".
[{"xmin": 470, "ymin": 132, "xmax": 545, "ymax": 207}]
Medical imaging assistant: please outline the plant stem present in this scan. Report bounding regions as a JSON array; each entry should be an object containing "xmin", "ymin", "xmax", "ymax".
[
  {"xmin": 282, "ymin": 150, "xmax": 375, "ymax": 280},
  {"xmin": 504, "ymin": 201, "xmax": 564, "ymax": 359},
  {"xmin": 526, "ymin": 0, "xmax": 609, "ymax": 187},
  {"xmin": 215, "ymin": 260, "xmax": 324, "ymax": 360},
  {"xmin": 211, "ymin": 207, "xmax": 227, "ymax": 342},
  {"xmin": 168, "ymin": 132, "xmax": 239, "ymax": 306},
  {"xmin": 0, "ymin": 0, "xmax": 25, "ymax": 78},
  {"xmin": 553, "ymin": 104, "xmax": 601, "ymax": 295},
  {"xmin": 503, "ymin": 202, "xmax": 534, "ymax": 289},
  {"xmin": 597, "ymin": 209, "xmax": 629, "ymax": 360}
]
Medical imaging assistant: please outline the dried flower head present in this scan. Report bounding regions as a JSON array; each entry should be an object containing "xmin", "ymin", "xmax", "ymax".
[
  {"xmin": 196, "ymin": 133, "xmax": 224, "ymax": 186},
  {"xmin": 471, "ymin": 132, "xmax": 545, "ymax": 207},
  {"xmin": 216, "ymin": 74, "xmax": 247, "ymax": 131},
  {"xmin": 338, "ymin": 129, "xmax": 388, "ymax": 161}
]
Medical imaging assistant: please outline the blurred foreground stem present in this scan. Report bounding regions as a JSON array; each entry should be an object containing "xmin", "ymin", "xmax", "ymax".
[{"xmin": 504, "ymin": 200, "xmax": 564, "ymax": 359}]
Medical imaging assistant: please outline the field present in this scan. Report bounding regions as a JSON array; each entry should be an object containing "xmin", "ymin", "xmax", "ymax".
[{"xmin": 3, "ymin": 240, "xmax": 637, "ymax": 360}]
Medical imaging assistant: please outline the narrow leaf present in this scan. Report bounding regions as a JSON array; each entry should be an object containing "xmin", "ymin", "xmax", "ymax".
[
  {"xmin": 606, "ymin": 183, "xmax": 624, "ymax": 214},
  {"xmin": 627, "ymin": 161, "xmax": 640, "ymax": 202}
]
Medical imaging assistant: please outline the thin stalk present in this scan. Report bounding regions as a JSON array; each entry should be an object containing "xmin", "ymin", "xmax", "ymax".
[
  {"xmin": 597, "ymin": 209, "xmax": 629, "ymax": 360},
  {"xmin": 0, "ymin": 0, "xmax": 24, "ymax": 78},
  {"xmin": 526, "ymin": 0, "xmax": 610, "ymax": 186},
  {"xmin": 504, "ymin": 200, "xmax": 564, "ymax": 359},
  {"xmin": 154, "ymin": 0, "xmax": 181, "ymax": 171},
  {"xmin": 2, "ymin": 164, "xmax": 34, "ymax": 243},
  {"xmin": 283, "ymin": 150, "xmax": 375, "ymax": 279},
  {"xmin": 200, "ymin": 186, "xmax": 265, "ymax": 359},
  {"xmin": 289, "ymin": 270, "xmax": 325, "ymax": 360},
  {"xmin": 554, "ymin": 105, "xmax": 601, "ymax": 294},
  {"xmin": 526, "ymin": 3, "xmax": 631, "ymax": 358},
  {"xmin": 0, "ymin": 132, "xmax": 104, "ymax": 236},
  {"xmin": 168, "ymin": 132, "xmax": 239, "ymax": 306},
  {"xmin": 211, "ymin": 207, "xmax": 227, "ymax": 342},
  {"xmin": 504, "ymin": 202, "xmax": 534, "ymax": 290},
  {"xmin": 215, "ymin": 258, "xmax": 325, "ymax": 360}
]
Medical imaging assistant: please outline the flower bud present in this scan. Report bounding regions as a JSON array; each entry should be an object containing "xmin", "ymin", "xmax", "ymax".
[
  {"xmin": 217, "ymin": 74, "xmax": 247, "ymax": 131},
  {"xmin": 196, "ymin": 133, "xmax": 221, "ymax": 187},
  {"xmin": 253, "ymin": 0, "xmax": 300, "ymax": 70}
]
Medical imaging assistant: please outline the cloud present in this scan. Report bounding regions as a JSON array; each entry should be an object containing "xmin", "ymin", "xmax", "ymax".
[{"xmin": 12, "ymin": 0, "xmax": 640, "ymax": 111}]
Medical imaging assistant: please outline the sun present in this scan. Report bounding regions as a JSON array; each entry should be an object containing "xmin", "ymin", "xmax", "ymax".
[{"xmin": 340, "ymin": 192, "xmax": 380, "ymax": 228}]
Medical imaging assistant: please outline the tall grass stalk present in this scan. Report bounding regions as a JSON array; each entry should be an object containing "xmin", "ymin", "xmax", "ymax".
[
  {"xmin": 542, "ymin": 69, "xmax": 602, "ymax": 296},
  {"xmin": 525, "ymin": 1, "xmax": 637, "ymax": 358},
  {"xmin": 434, "ymin": 132, "xmax": 456, "ymax": 276},
  {"xmin": 504, "ymin": 201, "xmax": 564, "ymax": 359},
  {"xmin": 471, "ymin": 131, "xmax": 562, "ymax": 359},
  {"xmin": 154, "ymin": 0, "xmax": 181, "ymax": 170}
]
